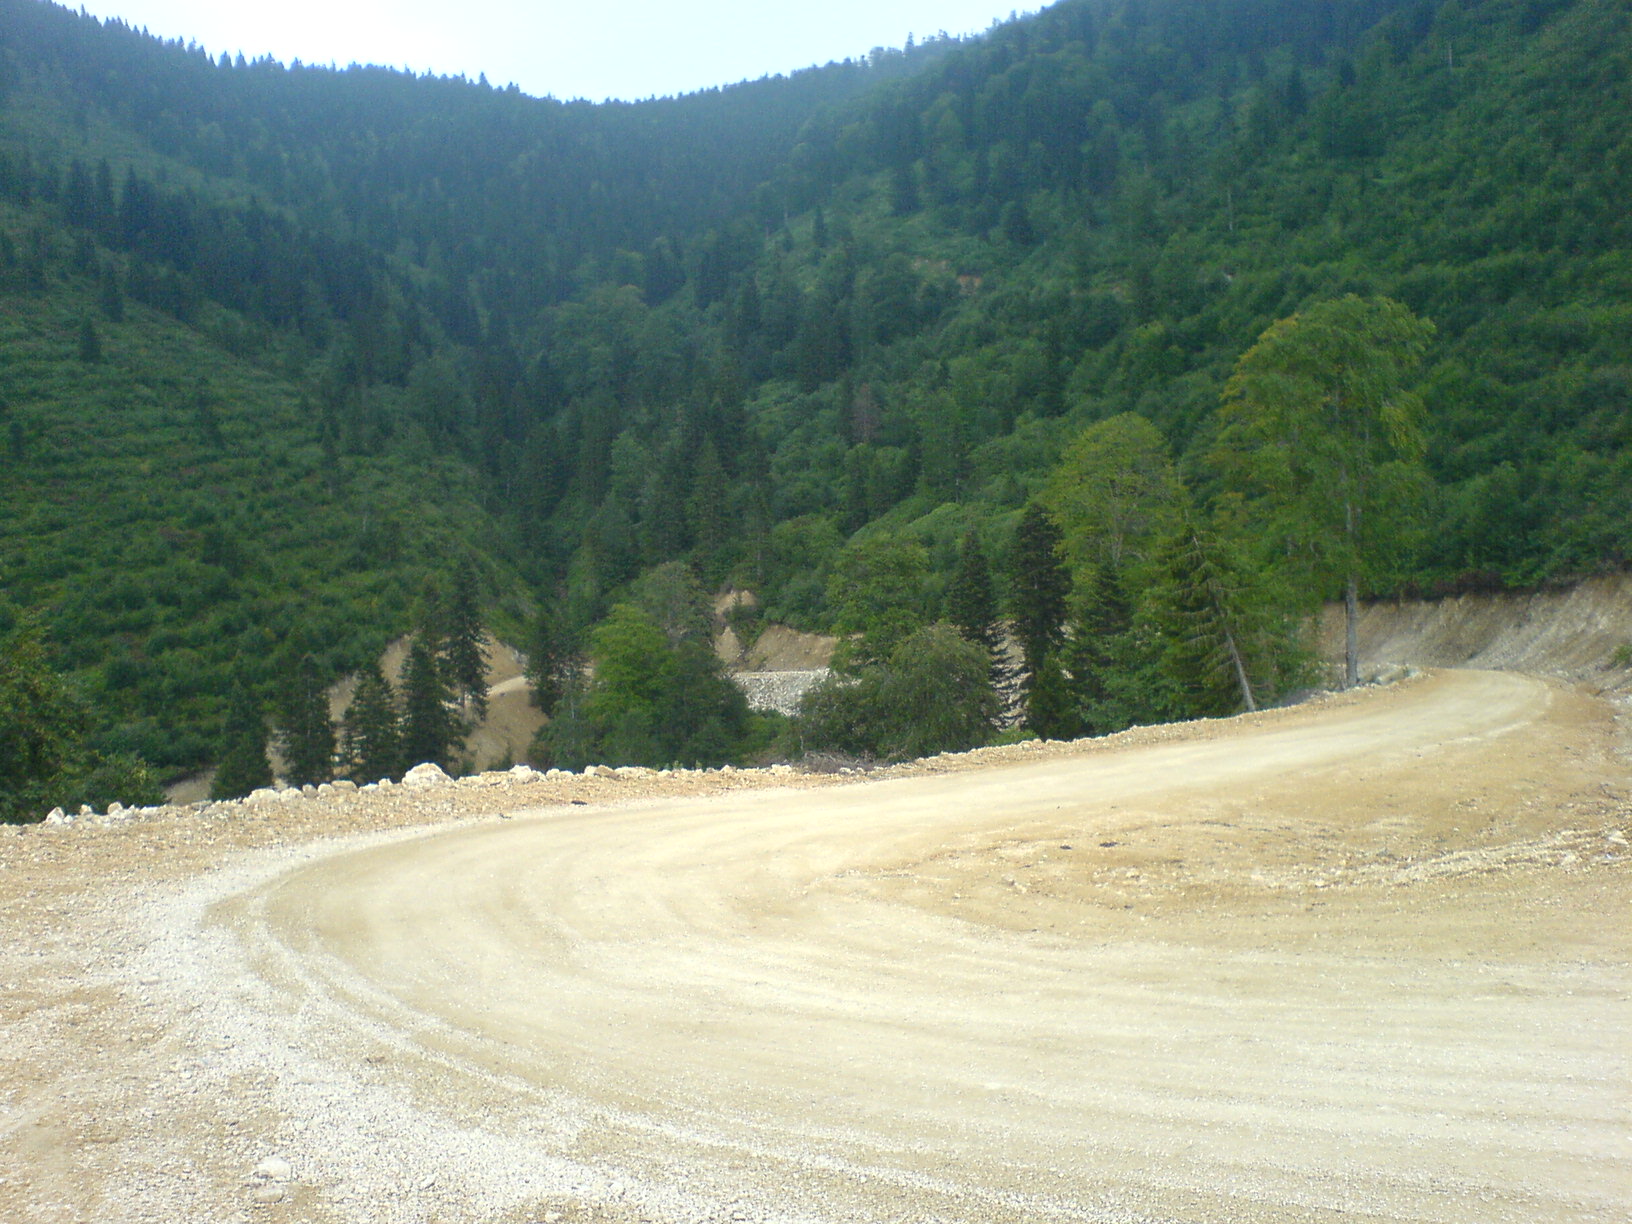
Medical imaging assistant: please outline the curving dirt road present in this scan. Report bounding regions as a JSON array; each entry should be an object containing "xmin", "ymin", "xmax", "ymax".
[{"xmin": 4, "ymin": 669, "xmax": 1630, "ymax": 1222}]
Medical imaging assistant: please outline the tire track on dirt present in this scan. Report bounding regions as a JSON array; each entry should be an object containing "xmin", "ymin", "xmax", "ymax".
[{"xmin": 193, "ymin": 669, "xmax": 1629, "ymax": 1223}]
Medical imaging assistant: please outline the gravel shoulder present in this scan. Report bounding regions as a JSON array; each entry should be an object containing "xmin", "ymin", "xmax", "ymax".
[{"xmin": 2, "ymin": 670, "xmax": 1629, "ymax": 1223}]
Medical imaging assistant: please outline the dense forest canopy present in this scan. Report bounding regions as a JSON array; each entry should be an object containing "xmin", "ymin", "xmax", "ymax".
[{"xmin": 0, "ymin": 0, "xmax": 1627, "ymax": 806}]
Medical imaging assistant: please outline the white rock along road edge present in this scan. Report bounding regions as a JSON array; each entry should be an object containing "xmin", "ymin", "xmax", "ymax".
[{"xmin": 112, "ymin": 670, "xmax": 1632, "ymax": 1222}]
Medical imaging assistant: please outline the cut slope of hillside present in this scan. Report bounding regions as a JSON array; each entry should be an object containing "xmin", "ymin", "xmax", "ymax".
[{"xmin": 1327, "ymin": 573, "xmax": 1632, "ymax": 692}]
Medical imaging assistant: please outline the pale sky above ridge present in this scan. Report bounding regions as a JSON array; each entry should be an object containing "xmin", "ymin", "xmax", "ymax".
[{"xmin": 73, "ymin": 1, "xmax": 1041, "ymax": 103}]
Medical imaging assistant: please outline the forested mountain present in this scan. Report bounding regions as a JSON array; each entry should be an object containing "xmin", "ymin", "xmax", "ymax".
[{"xmin": 1, "ymin": 0, "xmax": 1627, "ymax": 806}]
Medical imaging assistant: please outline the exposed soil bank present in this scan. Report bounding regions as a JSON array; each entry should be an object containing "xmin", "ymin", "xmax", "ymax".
[{"xmin": 1328, "ymin": 572, "xmax": 1632, "ymax": 690}]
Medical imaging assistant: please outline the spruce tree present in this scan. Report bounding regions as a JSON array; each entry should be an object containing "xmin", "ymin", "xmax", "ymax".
[
  {"xmin": 1001, "ymin": 198, "xmax": 1036, "ymax": 245},
  {"xmin": 1064, "ymin": 561, "xmax": 1141, "ymax": 736},
  {"xmin": 211, "ymin": 681, "xmax": 273, "ymax": 800},
  {"xmin": 1008, "ymin": 502, "xmax": 1071, "ymax": 707},
  {"xmin": 526, "ymin": 601, "xmax": 581, "ymax": 717},
  {"xmin": 946, "ymin": 532, "xmax": 999, "ymax": 652},
  {"xmin": 1026, "ymin": 652, "xmax": 1081, "ymax": 740},
  {"xmin": 442, "ymin": 562, "xmax": 488, "ymax": 722},
  {"xmin": 1147, "ymin": 519, "xmax": 1307, "ymax": 717},
  {"xmin": 278, "ymin": 653, "xmax": 334, "ymax": 787},
  {"xmin": 98, "ymin": 262, "xmax": 124, "ymax": 322},
  {"xmin": 945, "ymin": 531, "xmax": 1015, "ymax": 712},
  {"xmin": 344, "ymin": 662, "xmax": 402, "ymax": 784},
  {"xmin": 532, "ymin": 677, "xmax": 593, "ymax": 772},
  {"xmin": 685, "ymin": 440, "xmax": 731, "ymax": 584},
  {"xmin": 401, "ymin": 636, "xmax": 458, "ymax": 771},
  {"xmin": 77, "ymin": 317, "xmax": 102, "ymax": 363}
]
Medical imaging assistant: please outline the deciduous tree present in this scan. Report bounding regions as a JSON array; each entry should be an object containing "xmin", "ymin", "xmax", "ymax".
[
  {"xmin": 1212, "ymin": 295, "xmax": 1433, "ymax": 687},
  {"xmin": 0, "ymin": 622, "xmax": 85, "ymax": 821},
  {"xmin": 1043, "ymin": 412, "xmax": 1184, "ymax": 580},
  {"xmin": 532, "ymin": 603, "xmax": 750, "ymax": 770},
  {"xmin": 828, "ymin": 536, "xmax": 931, "ymax": 670},
  {"xmin": 799, "ymin": 623, "xmax": 997, "ymax": 762},
  {"xmin": 628, "ymin": 561, "xmax": 712, "ymax": 646}
]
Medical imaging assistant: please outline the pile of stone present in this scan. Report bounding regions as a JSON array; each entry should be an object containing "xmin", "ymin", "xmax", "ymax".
[{"xmin": 733, "ymin": 669, "xmax": 829, "ymax": 716}]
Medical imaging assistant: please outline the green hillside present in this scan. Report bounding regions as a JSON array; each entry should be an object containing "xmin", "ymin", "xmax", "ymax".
[
  {"xmin": 0, "ymin": 198, "xmax": 528, "ymax": 771},
  {"xmin": 1, "ymin": 0, "xmax": 1627, "ymax": 808}
]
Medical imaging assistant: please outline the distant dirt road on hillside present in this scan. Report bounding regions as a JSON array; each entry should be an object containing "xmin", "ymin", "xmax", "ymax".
[{"xmin": 3, "ymin": 670, "xmax": 1629, "ymax": 1223}]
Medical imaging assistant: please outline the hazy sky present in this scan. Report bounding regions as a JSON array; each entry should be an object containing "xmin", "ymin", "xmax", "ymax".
[{"xmin": 75, "ymin": 1, "xmax": 1038, "ymax": 102}]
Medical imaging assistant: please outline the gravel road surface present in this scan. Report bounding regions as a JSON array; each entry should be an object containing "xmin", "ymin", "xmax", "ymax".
[{"xmin": 3, "ymin": 670, "xmax": 1628, "ymax": 1223}]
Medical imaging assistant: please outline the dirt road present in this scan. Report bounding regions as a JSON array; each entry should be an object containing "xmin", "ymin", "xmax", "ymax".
[{"xmin": 3, "ymin": 670, "xmax": 1629, "ymax": 1223}]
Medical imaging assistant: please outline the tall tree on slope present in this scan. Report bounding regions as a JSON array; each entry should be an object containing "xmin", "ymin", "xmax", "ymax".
[
  {"xmin": 443, "ymin": 562, "xmax": 489, "ymax": 722},
  {"xmin": 1008, "ymin": 502, "xmax": 1070, "ymax": 731},
  {"xmin": 278, "ymin": 653, "xmax": 334, "ymax": 787},
  {"xmin": 211, "ymin": 678, "xmax": 273, "ymax": 801},
  {"xmin": 344, "ymin": 662, "xmax": 403, "ymax": 784},
  {"xmin": 1212, "ymin": 295, "xmax": 1433, "ymax": 688},
  {"xmin": 945, "ymin": 531, "xmax": 1012, "ymax": 700},
  {"xmin": 402, "ymin": 634, "xmax": 460, "ymax": 772}
]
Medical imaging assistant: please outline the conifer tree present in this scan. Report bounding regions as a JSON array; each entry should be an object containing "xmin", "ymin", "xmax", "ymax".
[
  {"xmin": 1146, "ymin": 518, "xmax": 1307, "ymax": 716},
  {"xmin": 77, "ymin": 316, "xmax": 101, "ymax": 363},
  {"xmin": 442, "ymin": 562, "xmax": 488, "ymax": 722},
  {"xmin": 401, "ymin": 635, "xmax": 458, "ymax": 771},
  {"xmin": 1026, "ymin": 652, "xmax": 1081, "ymax": 740},
  {"xmin": 211, "ymin": 680, "xmax": 273, "ymax": 800},
  {"xmin": 945, "ymin": 531, "xmax": 1014, "ymax": 704},
  {"xmin": 525, "ymin": 601, "xmax": 581, "ymax": 717},
  {"xmin": 889, "ymin": 163, "xmax": 920, "ymax": 215},
  {"xmin": 1001, "ymin": 198, "xmax": 1036, "ymax": 245},
  {"xmin": 278, "ymin": 654, "xmax": 334, "ymax": 787},
  {"xmin": 686, "ymin": 440, "xmax": 731, "ymax": 584},
  {"xmin": 1008, "ymin": 502, "xmax": 1070, "ymax": 695},
  {"xmin": 344, "ymin": 662, "xmax": 402, "ymax": 784},
  {"xmin": 191, "ymin": 379, "xmax": 224, "ymax": 448},
  {"xmin": 1063, "ymin": 560, "xmax": 1143, "ymax": 736},
  {"xmin": 946, "ymin": 532, "xmax": 999, "ymax": 651},
  {"xmin": 98, "ymin": 262, "xmax": 124, "ymax": 322}
]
